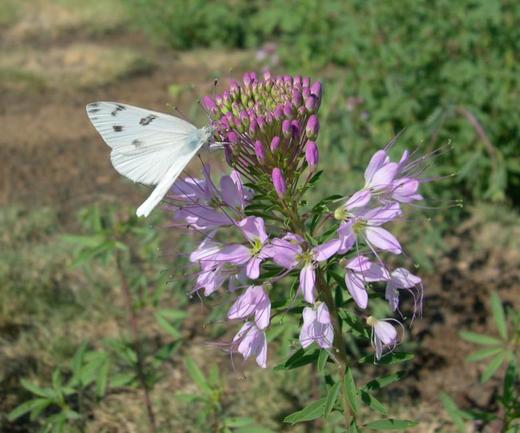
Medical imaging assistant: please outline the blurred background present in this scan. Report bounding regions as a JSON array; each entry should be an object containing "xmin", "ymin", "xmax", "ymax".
[{"xmin": 1, "ymin": 1, "xmax": 519, "ymax": 432}]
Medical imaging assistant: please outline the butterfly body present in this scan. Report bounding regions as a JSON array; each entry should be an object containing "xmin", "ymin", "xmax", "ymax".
[{"xmin": 86, "ymin": 102, "xmax": 214, "ymax": 217}]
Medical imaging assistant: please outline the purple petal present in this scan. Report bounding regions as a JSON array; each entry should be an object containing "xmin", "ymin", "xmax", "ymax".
[
  {"xmin": 344, "ymin": 270, "xmax": 368, "ymax": 309},
  {"xmin": 346, "ymin": 255, "xmax": 371, "ymax": 273},
  {"xmin": 216, "ymin": 244, "xmax": 251, "ymax": 264},
  {"xmin": 337, "ymin": 221, "xmax": 356, "ymax": 254},
  {"xmin": 299, "ymin": 264, "xmax": 316, "ymax": 303},
  {"xmin": 246, "ymin": 256, "xmax": 262, "ymax": 279},
  {"xmin": 391, "ymin": 177, "xmax": 422, "ymax": 203},
  {"xmin": 390, "ymin": 267, "xmax": 421, "ymax": 288},
  {"xmin": 265, "ymin": 238, "xmax": 301, "ymax": 269},
  {"xmin": 346, "ymin": 189, "xmax": 371, "ymax": 209},
  {"xmin": 385, "ymin": 285, "xmax": 399, "ymax": 312},
  {"xmin": 374, "ymin": 321, "xmax": 397, "ymax": 344},
  {"xmin": 364, "ymin": 150, "xmax": 388, "ymax": 184},
  {"xmin": 362, "ymin": 203, "xmax": 401, "ymax": 226},
  {"xmin": 313, "ymin": 239, "xmax": 340, "ymax": 262},
  {"xmin": 365, "ymin": 227, "xmax": 402, "ymax": 254},
  {"xmin": 370, "ymin": 162, "xmax": 399, "ymax": 189},
  {"xmin": 239, "ymin": 216, "xmax": 268, "ymax": 244}
]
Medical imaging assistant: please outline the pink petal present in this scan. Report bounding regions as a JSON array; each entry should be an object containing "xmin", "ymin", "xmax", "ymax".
[
  {"xmin": 337, "ymin": 221, "xmax": 356, "ymax": 254},
  {"xmin": 345, "ymin": 271, "xmax": 368, "ymax": 309},
  {"xmin": 370, "ymin": 162, "xmax": 399, "ymax": 189},
  {"xmin": 364, "ymin": 150, "xmax": 388, "ymax": 184},
  {"xmin": 217, "ymin": 244, "xmax": 251, "ymax": 264},
  {"xmin": 365, "ymin": 227, "xmax": 402, "ymax": 254},
  {"xmin": 313, "ymin": 239, "xmax": 340, "ymax": 262},
  {"xmin": 239, "ymin": 216, "xmax": 268, "ymax": 244},
  {"xmin": 374, "ymin": 321, "xmax": 397, "ymax": 344},
  {"xmin": 346, "ymin": 189, "xmax": 371, "ymax": 209},
  {"xmin": 246, "ymin": 256, "xmax": 262, "ymax": 279},
  {"xmin": 299, "ymin": 264, "xmax": 316, "ymax": 303}
]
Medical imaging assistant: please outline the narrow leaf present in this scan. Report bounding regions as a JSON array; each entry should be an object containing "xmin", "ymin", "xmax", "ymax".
[
  {"xmin": 481, "ymin": 352, "xmax": 506, "ymax": 383},
  {"xmin": 317, "ymin": 350, "xmax": 329, "ymax": 373},
  {"xmin": 185, "ymin": 357, "xmax": 212, "ymax": 395},
  {"xmin": 439, "ymin": 392, "xmax": 466, "ymax": 433},
  {"xmin": 364, "ymin": 371, "xmax": 406, "ymax": 391},
  {"xmin": 459, "ymin": 331, "xmax": 502, "ymax": 346},
  {"xmin": 466, "ymin": 347, "xmax": 503, "ymax": 362},
  {"xmin": 360, "ymin": 390, "xmax": 387, "ymax": 415},
  {"xmin": 343, "ymin": 367, "xmax": 358, "ymax": 414},
  {"xmin": 364, "ymin": 419, "xmax": 418, "ymax": 430},
  {"xmin": 502, "ymin": 361, "xmax": 517, "ymax": 404},
  {"xmin": 324, "ymin": 382, "xmax": 340, "ymax": 418},
  {"xmin": 8, "ymin": 398, "xmax": 48, "ymax": 421},
  {"xmin": 490, "ymin": 292, "xmax": 507, "ymax": 339},
  {"xmin": 283, "ymin": 398, "xmax": 326, "ymax": 424}
]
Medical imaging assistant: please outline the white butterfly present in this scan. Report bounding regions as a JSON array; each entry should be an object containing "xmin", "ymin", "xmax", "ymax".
[{"xmin": 86, "ymin": 101, "xmax": 214, "ymax": 217}]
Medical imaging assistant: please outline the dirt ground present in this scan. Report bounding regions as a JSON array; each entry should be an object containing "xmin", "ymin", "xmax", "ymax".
[{"xmin": 1, "ymin": 2, "xmax": 519, "ymax": 432}]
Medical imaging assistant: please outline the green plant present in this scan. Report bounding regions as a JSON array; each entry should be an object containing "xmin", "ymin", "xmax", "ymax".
[{"xmin": 441, "ymin": 291, "xmax": 520, "ymax": 433}]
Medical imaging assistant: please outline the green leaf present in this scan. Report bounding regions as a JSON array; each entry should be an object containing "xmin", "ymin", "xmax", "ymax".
[
  {"xmin": 20, "ymin": 380, "xmax": 56, "ymax": 399},
  {"xmin": 502, "ymin": 360, "xmax": 517, "ymax": 404},
  {"xmin": 459, "ymin": 331, "xmax": 502, "ymax": 346},
  {"xmin": 224, "ymin": 417, "xmax": 255, "ymax": 427},
  {"xmin": 466, "ymin": 347, "xmax": 503, "ymax": 362},
  {"xmin": 274, "ymin": 348, "xmax": 319, "ymax": 370},
  {"xmin": 481, "ymin": 352, "xmax": 506, "ymax": 383},
  {"xmin": 364, "ymin": 419, "xmax": 418, "ymax": 430},
  {"xmin": 95, "ymin": 358, "xmax": 110, "ymax": 397},
  {"xmin": 490, "ymin": 292, "xmax": 507, "ymax": 339},
  {"xmin": 363, "ymin": 372, "xmax": 406, "ymax": 391},
  {"xmin": 360, "ymin": 390, "xmax": 387, "ymax": 415},
  {"xmin": 283, "ymin": 398, "xmax": 326, "ymax": 424},
  {"xmin": 109, "ymin": 372, "xmax": 135, "ymax": 388},
  {"xmin": 439, "ymin": 393, "xmax": 466, "ymax": 433},
  {"xmin": 347, "ymin": 421, "xmax": 361, "ymax": 433},
  {"xmin": 8, "ymin": 398, "xmax": 49, "ymax": 421},
  {"xmin": 343, "ymin": 367, "xmax": 358, "ymax": 414},
  {"xmin": 184, "ymin": 357, "xmax": 212, "ymax": 395},
  {"xmin": 317, "ymin": 350, "xmax": 329, "ymax": 373},
  {"xmin": 324, "ymin": 382, "xmax": 340, "ymax": 418},
  {"xmin": 154, "ymin": 312, "xmax": 182, "ymax": 338}
]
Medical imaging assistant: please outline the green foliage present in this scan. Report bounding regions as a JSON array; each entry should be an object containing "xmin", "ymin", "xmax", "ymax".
[
  {"xmin": 442, "ymin": 291, "xmax": 520, "ymax": 432},
  {"xmin": 125, "ymin": 0, "xmax": 520, "ymax": 207}
]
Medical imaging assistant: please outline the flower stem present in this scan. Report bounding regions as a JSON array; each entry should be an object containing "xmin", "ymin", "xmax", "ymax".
[
  {"xmin": 115, "ymin": 250, "xmax": 157, "ymax": 433},
  {"xmin": 316, "ymin": 270, "xmax": 354, "ymax": 428}
]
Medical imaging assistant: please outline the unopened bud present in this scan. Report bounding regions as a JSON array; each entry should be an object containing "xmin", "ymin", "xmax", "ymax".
[
  {"xmin": 272, "ymin": 168, "xmax": 286, "ymax": 197},
  {"xmin": 310, "ymin": 81, "xmax": 322, "ymax": 99},
  {"xmin": 201, "ymin": 96, "xmax": 216, "ymax": 112},
  {"xmin": 282, "ymin": 119, "xmax": 291, "ymax": 137},
  {"xmin": 270, "ymin": 136, "xmax": 281, "ymax": 152},
  {"xmin": 306, "ymin": 115, "xmax": 320, "ymax": 139},
  {"xmin": 254, "ymin": 140, "xmax": 265, "ymax": 163},
  {"xmin": 305, "ymin": 140, "xmax": 319, "ymax": 168}
]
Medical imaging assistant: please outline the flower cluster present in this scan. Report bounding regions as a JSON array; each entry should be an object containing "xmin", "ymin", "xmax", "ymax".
[{"xmin": 167, "ymin": 72, "xmax": 430, "ymax": 367}]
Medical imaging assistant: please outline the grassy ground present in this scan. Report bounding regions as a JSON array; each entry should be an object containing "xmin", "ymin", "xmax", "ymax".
[{"xmin": 1, "ymin": 1, "xmax": 519, "ymax": 433}]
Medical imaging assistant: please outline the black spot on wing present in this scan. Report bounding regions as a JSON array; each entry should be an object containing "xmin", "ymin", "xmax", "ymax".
[
  {"xmin": 132, "ymin": 139, "xmax": 143, "ymax": 147},
  {"xmin": 111, "ymin": 104, "xmax": 127, "ymax": 116},
  {"xmin": 89, "ymin": 102, "xmax": 99, "ymax": 108},
  {"xmin": 113, "ymin": 125, "xmax": 123, "ymax": 132},
  {"xmin": 88, "ymin": 108, "xmax": 100, "ymax": 114},
  {"xmin": 139, "ymin": 114, "xmax": 158, "ymax": 126}
]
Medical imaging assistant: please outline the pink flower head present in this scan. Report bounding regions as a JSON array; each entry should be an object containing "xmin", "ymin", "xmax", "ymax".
[
  {"xmin": 215, "ymin": 216, "xmax": 270, "ymax": 279},
  {"xmin": 367, "ymin": 316, "xmax": 401, "ymax": 360},
  {"xmin": 299, "ymin": 303, "xmax": 334, "ymax": 349},
  {"xmin": 344, "ymin": 255, "xmax": 390, "ymax": 309},
  {"xmin": 385, "ymin": 268, "xmax": 423, "ymax": 316},
  {"xmin": 232, "ymin": 322, "xmax": 267, "ymax": 368},
  {"xmin": 228, "ymin": 285, "xmax": 271, "ymax": 329}
]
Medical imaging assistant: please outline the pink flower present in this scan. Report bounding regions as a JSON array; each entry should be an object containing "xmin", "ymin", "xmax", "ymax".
[
  {"xmin": 367, "ymin": 316, "xmax": 400, "ymax": 360},
  {"xmin": 267, "ymin": 235, "xmax": 340, "ymax": 303},
  {"xmin": 228, "ymin": 285, "xmax": 271, "ymax": 329},
  {"xmin": 337, "ymin": 203, "xmax": 402, "ymax": 255},
  {"xmin": 299, "ymin": 303, "xmax": 334, "ymax": 349},
  {"xmin": 385, "ymin": 268, "xmax": 423, "ymax": 316},
  {"xmin": 232, "ymin": 322, "xmax": 267, "ymax": 368},
  {"xmin": 344, "ymin": 255, "xmax": 389, "ymax": 309},
  {"xmin": 216, "ymin": 216, "xmax": 271, "ymax": 279}
]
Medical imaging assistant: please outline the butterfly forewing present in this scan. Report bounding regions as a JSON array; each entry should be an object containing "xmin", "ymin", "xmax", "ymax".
[
  {"xmin": 86, "ymin": 101, "xmax": 200, "ymax": 185},
  {"xmin": 86, "ymin": 101, "xmax": 209, "ymax": 217}
]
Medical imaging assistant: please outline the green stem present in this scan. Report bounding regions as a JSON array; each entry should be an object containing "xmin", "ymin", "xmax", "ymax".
[{"xmin": 281, "ymin": 196, "xmax": 354, "ymax": 428}]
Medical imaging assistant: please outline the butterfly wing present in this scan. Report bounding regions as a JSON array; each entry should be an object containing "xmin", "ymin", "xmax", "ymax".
[{"xmin": 86, "ymin": 101, "xmax": 207, "ymax": 216}]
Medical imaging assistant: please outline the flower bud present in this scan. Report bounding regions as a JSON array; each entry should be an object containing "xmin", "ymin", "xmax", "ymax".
[
  {"xmin": 254, "ymin": 140, "xmax": 265, "ymax": 163},
  {"xmin": 272, "ymin": 168, "xmax": 286, "ymax": 197},
  {"xmin": 273, "ymin": 105, "xmax": 284, "ymax": 120},
  {"xmin": 257, "ymin": 115, "xmax": 266, "ymax": 130},
  {"xmin": 229, "ymin": 79, "xmax": 239, "ymax": 93},
  {"xmin": 263, "ymin": 69, "xmax": 272, "ymax": 81},
  {"xmin": 302, "ymin": 77, "xmax": 310, "ymax": 88},
  {"xmin": 282, "ymin": 119, "xmax": 291, "ymax": 137},
  {"xmin": 292, "ymin": 89, "xmax": 303, "ymax": 107},
  {"xmin": 224, "ymin": 143, "xmax": 233, "ymax": 165},
  {"xmin": 243, "ymin": 72, "xmax": 253, "ymax": 86},
  {"xmin": 283, "ymin": 102, "xmax": 293, "ymax": 117},
  {"xmin": 270, "ymin": 136, "xmax": 281, "ymax": 153},
  {"xmin": 306, "ymin": 115, "xmax": 320, "ymax": 139},
  {"xmin": 293, "ymin": 75, "xmax": 302, "ymax": 88},
  {"xmin": 291, "ymin": 120, "xmax": 301, "ymax": 139},
  {"xmin": 310, "ymin": 81, "xmax": 322, "ymax": 99},
  {"xmin": 305, "ymin": 140, "xmax": 319, "ymax": 168},
  {"xmin": 304, "ymin": 95, "xmax": 319, "ymax": 112},
  {"xmin": 201, "ymin": 96, "xmax": 216, "ymax": 112}
]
